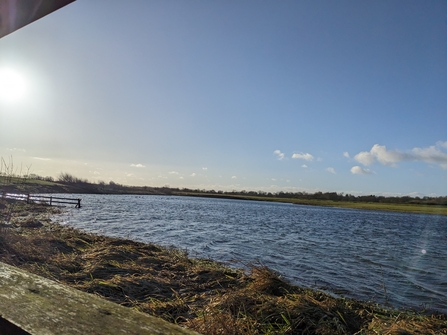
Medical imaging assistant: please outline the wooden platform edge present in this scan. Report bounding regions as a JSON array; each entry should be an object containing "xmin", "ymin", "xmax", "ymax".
[{"xmin": 0, "ymin": 262, "xmax": 200, "ymax": 335}]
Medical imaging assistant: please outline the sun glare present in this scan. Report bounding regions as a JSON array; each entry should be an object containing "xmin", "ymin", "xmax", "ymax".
[{"xmin": 0, "ymin": 68, "xmax": 27, "ymax": 103}]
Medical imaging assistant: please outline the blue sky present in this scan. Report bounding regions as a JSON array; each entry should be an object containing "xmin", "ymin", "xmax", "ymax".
[{"xmin": 0, "ymin": 0, "xmax": 446, "ymax": 196}]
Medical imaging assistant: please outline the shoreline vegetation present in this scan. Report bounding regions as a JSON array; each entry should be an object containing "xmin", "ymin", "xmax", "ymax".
[
  {"xmin": 0, "ymin": 172, "xmax": 446, "ymax": 216},
  {"xmin": 1, "ymin": 200, "xmax": 446, "ymax": 334}
]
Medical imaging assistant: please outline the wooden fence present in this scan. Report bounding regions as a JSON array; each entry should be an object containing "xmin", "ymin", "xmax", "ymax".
[{"xmin": 1, "ymin": 193, "xmax": 81, "ymax": 208}]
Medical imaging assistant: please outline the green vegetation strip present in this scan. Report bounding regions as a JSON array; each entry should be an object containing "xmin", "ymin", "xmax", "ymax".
[
  {"xmin": 182, "ymin": 193, "xmax": 447, "ymax": 216},
  {"xmin": 1, "ymin": 200, "xmax": 446, "ymax": 335}
]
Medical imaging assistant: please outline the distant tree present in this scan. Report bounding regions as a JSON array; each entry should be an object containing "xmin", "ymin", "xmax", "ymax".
[
  {"xmin": 58, "ymin": 172, "xmax": 76, "ymax": 183},
  {"xmin": 58, "ymin": 172, "xmax": 88, "ymax": 184}
]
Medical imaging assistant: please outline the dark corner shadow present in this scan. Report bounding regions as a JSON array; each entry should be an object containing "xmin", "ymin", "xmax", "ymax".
[{"xmin": 0, "ymin": 317, "xmax": 31, "ymax": 335}]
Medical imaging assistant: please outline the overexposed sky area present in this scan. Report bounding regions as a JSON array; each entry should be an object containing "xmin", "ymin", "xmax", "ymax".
[{"xmin": 0, "ymin": 0, "xmax": 446, "ymax": 196}]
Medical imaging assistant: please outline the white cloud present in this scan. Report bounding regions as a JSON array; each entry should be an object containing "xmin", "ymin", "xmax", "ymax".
[
  {"xmin": 354, "ymin": 151, "xmax": 375, "ymax": 166},
  {"xmin": 326, "ymin": 167, "xmax": 336, "ymax": 174},
  {"xmin": 411, "ymin": 144, "xmax": 447, "ymax": 166},
  {"xmin": 33, "ymin": 157, "xmax": 51, "ymax": 161},
  {"xmin": 179, "ymin": 176, "xmax": 184, "ymax": 179},
  {"xmin": 343, "ymin": 152, "xmax": 350, "ymax": 158},
  {"xmin": 202, "ymin": 167, "xmax": 208, "ymax": 170},
  {"xmin": 371, "ymin": 145, "xmax": 406, "ymax": 165},
  {"xmin": 169, "ymin": 171, "xmax": 179, "ymax": 174},
  {"xmin": 273, "ymin": 150, "xmax": 285, "ymax": 160},
  {"xmin": 190, "ymin": 173, "xmax": 196, "ymax": 177},
  {"xmin": 231, "ymin": 176, "xmax": 237, "ymax": 179},
  {"xmin": 354, "ymin": 144, "xmax": 404, "ymax": 166},
  {"xmin": 354, "ymin": 142, "xmax": 447, "ymax": 169},
  {"xmin": 130, "ymin": 163, "xmax": 145, "ymax": 168},
  {"xmin": 292, "ymin": 152, "xmax": 314, "ymax": 161},
  {"xmin": 350, "ymin": 166, "xmax": 372, "ymax": 174},
  {"xmin": 301, "ymin": 164, "xmax": 308, "ymax": 168}
]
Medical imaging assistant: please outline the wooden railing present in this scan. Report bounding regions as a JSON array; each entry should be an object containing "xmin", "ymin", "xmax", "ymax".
[
  {"xmin": 0, "ymin": 262, "xmax": 199, "ymax": 335},
  {"xmin": 1, "ymin": 193, "xmax": 81, "ymax": 208}
]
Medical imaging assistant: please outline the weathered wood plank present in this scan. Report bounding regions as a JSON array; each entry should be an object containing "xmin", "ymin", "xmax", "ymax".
[{"xmin": 0, "ymin": 262, "xmax": 200, "ymax": 335}]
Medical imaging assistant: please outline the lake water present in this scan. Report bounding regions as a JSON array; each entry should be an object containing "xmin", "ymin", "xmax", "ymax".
[{"xmin": 56, "ymin": 194, "xmax": 447, "ymax": 314}]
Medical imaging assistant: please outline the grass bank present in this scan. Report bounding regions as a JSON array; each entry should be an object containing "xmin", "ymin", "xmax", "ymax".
[
  {"xmin": 1, "ymin": 200, "xmax": 446, "ymax": 334},
  {"xmin": 181, "ymin": 193, "xmax": 447, "ymax": 216}
]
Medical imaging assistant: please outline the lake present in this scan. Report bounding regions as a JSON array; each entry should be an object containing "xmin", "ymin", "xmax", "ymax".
[{"xmin": 56, "ymin": 194, "xmax": 447, "ymax": 314}]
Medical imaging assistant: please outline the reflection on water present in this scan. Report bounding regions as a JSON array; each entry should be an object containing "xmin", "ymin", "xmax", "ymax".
[{"xmin": 56, "ymin": 194, "xmax": 447, "ymax": 314}]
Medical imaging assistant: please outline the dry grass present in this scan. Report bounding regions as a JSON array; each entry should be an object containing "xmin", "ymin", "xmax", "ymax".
[{"xmin": 1, "ymin": 199, "xmax": 446, "ymax": 335}]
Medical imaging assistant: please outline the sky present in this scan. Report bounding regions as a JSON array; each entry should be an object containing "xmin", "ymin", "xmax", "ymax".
[{"xmin": 0, "ymin": 0, "xmax": 446, "ymax": 196}]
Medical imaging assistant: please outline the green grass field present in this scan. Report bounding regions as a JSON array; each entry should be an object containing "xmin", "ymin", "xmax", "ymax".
[
  {"xmin": 179, "ymin": 193, "xmax": 447, "ymax": 216},
  {"xmin": 291, "ymin": 198, "xmax": 447, "ymax": 215}
]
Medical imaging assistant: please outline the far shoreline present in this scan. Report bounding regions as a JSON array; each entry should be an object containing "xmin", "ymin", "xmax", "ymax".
[
  {"xmin": 176, "ymin": 192, "xmax": 447, "ymax": 216},
  {"xmin": 2, "ymin": 176, "xmax": 446, "ymax": 216}
]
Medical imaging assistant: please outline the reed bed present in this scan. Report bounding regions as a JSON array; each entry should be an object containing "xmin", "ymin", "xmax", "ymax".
[{"xmin": 1, "ymin": 200, "xmax": 446, "ymax": 335}]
